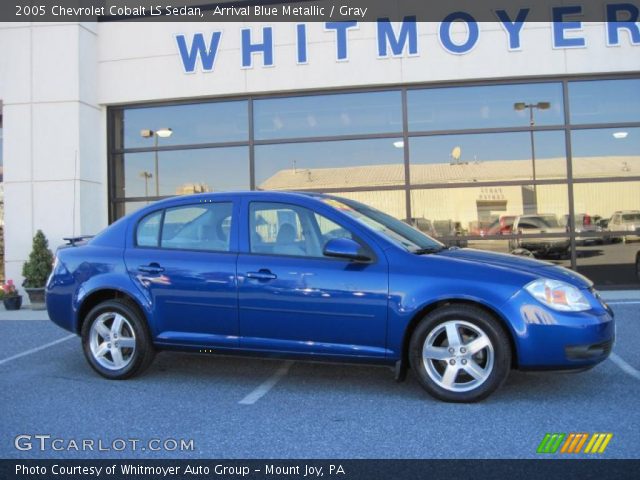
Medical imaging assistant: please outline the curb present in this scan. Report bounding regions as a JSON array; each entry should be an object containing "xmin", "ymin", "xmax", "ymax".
[{"xmin": 0, "ymin": 307, "xmax": 49, "ymax": 320}]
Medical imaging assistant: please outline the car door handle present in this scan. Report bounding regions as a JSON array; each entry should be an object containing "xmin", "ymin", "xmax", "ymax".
[
  {"xmin": 138, "ymin": 264, "xmax": 165, "ymax": 274},
  {"xmin": 246, "ymin": 270, "xmax": 277, "ymax": 281}
]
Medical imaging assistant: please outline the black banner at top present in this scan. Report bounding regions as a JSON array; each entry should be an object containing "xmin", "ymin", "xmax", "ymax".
[{"xmin": 1, "ymin": 0, "xmax": 639, "ymax": 22}]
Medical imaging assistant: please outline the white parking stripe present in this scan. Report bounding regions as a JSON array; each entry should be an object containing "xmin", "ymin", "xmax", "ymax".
[
  {"xmin": 607, "ymin": 301, "xmax": 640, "ymax": 305},
  {"xmin": 0, "ymin": 334, "xmax": 76, "ymax": 366},
  {"xmin": 239, "ymin": 360, "xmax": 294, "ymax": 405},
  {"xmin": 609, "ymin": 353, "xmax": 640, "ymax": 381}
]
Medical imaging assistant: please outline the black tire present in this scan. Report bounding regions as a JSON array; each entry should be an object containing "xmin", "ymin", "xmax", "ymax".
[
  {"xmin": 81, "ymin": 299, "xmax": 155, "ymax": 379},
  {"xmin": 409, "ymin": 304, "xmax": 511, "ymax": 403},
  {"xmin": 636, "ymin": 253, "xmax": 640, "ymax": 281}
]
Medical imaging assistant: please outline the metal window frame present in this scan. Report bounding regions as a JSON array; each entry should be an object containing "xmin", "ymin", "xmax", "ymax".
[{"xmin": 107, "ymin": 71, "xmax": 640, "ymax": 275}]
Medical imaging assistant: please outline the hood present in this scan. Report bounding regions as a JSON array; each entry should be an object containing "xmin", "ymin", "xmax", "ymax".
[{"xmin": 436, "ymin": 248, "xmax": 593, "ymax": 288}]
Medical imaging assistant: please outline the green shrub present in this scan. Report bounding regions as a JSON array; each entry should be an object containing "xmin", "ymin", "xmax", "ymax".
[{"xmin": 22, "ymin": 230, "xmax": 54, "ymax": 288}]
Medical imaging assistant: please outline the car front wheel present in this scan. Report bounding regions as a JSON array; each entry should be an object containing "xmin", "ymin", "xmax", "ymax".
[
  {"xmin": 81, "ymin": 299, "xmax": 155, "ymax": 379},
  {"xmin": 409, "ymin": 304, "xmax": 511, "ymax": 402}
]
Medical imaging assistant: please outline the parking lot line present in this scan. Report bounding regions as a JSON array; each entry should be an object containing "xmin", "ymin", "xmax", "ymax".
[
  {"xmin": 238, "ymin": 360, "xmax": 294, "ymax": 405},
  {"xmin": 609, "ymin": 352, "xmax": 640, "ymax": 381},
  {"xmin": 607, "ymin": 301, "xmax": 640, "ymax": 306},
  {"xmin": 0, "ymin": 334, "xmax": 76, "ymax": 366}
]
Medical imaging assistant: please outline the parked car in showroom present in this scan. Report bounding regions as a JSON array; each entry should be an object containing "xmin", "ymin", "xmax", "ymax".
[
  {"xmin": 485, "ymin": 215, "xmax": 517, "ymax": 236},
  {"xmin": 606, "ymin": 210, "xmax": 640, "ymax": 243},
  {"xmin": 46, "ymin": 192, "xmax": 614, "ymax": 403},
  {"xmin": 509, "ymin": 214, "xmax": 570, "ymax": 258},
  {"xmin": 560, "ymin": 213, "xmax": 602, "ymax": 245}
]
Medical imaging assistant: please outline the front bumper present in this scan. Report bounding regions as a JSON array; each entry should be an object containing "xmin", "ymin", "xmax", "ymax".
[{"xmin": 503, "ymin": 289, "xmax": 615, "ymax": 370}]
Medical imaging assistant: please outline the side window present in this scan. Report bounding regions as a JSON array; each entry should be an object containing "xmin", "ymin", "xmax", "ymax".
[
  {"xmin": 161, "ymin": 202, "xmax": 233, "ymax": 252},
  {"xmin": 518, "ymin": 220, "xmax": 538, "ymax": 230},
  {"xmin": 136, "ymin": 210, "xmax": 162, "ymax": 247},
  {"xmin": 314, "ymin": 213, "xmax": 354, "ymax": 242},
  {"xmin": 250, "ymin": 202, "xmax": 353, "ymax": 258}
]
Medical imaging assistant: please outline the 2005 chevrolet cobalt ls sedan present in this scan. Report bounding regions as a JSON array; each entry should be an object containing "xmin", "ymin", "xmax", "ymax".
[{"xmin": 46, "ymin": 192, "xmax": 614, "ymax": 402}]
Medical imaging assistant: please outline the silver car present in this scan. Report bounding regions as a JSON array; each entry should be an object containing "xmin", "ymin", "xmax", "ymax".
[
  {"xmin": 510, "ymin": 214, "xmax": 570, "ymax": 257},
  {"xmin": 607, "ymin": 211, "xmax": 640, "ymax": 243}
]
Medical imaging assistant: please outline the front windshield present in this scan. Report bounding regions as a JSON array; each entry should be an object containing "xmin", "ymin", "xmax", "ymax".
[{"xmin": 321, "ymin": 197, "xmax": 444, "ymax": 252}]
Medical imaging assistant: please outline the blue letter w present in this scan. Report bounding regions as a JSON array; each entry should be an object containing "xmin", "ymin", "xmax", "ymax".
[{"xmin": 176, "ymin": 32, "xmax": 222, "ymax": 73}]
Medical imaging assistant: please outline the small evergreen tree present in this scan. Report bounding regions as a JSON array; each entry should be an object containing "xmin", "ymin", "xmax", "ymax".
[{"xmin": 22, "ymin": 230, "xmax": 54, "ymax": 288}]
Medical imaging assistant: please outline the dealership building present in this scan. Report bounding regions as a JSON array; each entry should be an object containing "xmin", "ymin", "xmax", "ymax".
[{"xmin": 0, "ymin": 12, "xmax": 639, "ymax": 292}]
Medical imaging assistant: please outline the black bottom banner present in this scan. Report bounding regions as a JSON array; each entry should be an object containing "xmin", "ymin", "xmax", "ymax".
[{"xmin": 2, "ymin": 459, "xmax": 639, "ymax": 480}]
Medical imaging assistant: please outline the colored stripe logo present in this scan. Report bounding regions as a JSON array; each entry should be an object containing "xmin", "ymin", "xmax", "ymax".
[{"xmin": 537, "ymin": 433, "xmax": 613, "ymax": 454}]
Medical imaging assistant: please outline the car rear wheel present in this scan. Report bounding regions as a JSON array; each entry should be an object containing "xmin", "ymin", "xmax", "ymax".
[
  {"xmin": 409, "ymin": 305, "xmax": 511, "ymax": 402},
  {"xmin": 81, "ymin": 299, "xmax": 155, "ymax": 379}
]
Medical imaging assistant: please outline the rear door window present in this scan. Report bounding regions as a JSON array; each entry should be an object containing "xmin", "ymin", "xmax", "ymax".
[
  {"xmin": 136, "ymin": 210, "xmax": 162, "ymax": 247},
  {"xmin": 161, "ymin": 203, "xmax": 234, "ymax": 252}
]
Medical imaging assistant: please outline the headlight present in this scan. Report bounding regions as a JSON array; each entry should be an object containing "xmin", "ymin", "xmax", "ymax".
[{"xmin": 525, "ymin": 279, "xmax": 591, "ymax": 312}]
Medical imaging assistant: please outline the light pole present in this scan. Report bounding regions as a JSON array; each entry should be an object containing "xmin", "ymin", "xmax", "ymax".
[
  {"xmin": 140, "ymin": 128, "xmax": 173, "ymax": 196},
  {"xmin": 139, "ymin": 171, "xmax": 153, "ymax": 197},
  {"xmin": 514, "ymin": 102, "xmax": 550, "ymax": 213}
]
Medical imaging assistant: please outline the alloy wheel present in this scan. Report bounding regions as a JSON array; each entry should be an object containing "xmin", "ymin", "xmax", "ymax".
[
  {"xmin": 89, "ymin": 312, "xmax": 137, "ymax": 370},
  {"xmin": 422, "ymin": 320, "xmax": 495, "ymax": 392}
]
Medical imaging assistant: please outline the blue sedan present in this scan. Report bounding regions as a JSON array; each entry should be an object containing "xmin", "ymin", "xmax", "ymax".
[{"xmin": 46, "ymin": 192, "xmax": 614, "ymax": 402}]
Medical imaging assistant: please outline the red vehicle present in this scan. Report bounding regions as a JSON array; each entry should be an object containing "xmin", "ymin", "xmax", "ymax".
[{"xmin": 482, "ymin": 215, "xmax": 516, "ymax": 236}]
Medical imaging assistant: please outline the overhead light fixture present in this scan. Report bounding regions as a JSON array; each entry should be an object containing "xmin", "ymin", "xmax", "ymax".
[
  {"xmin": 393, "ymin": 140, "xmax": 404, "ymax": 149},
  {"xmin": 156, "ymin": 128, "xmax": 173, "ymax": 138},
  {"xmin": 613, "ymin": 131, "xmax": 628, "ymax": 139}
]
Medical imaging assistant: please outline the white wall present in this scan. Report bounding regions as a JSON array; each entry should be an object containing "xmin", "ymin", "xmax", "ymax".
[
  {"xmin": 0, "ymin": 22, "xmax": 106, "ymax": 296},
  {"xmin": 97, "ymin": 22, "xmax": 640, "ymax": 104}
]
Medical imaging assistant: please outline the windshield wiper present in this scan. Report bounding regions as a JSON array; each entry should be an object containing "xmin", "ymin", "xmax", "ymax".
[{"xmin": 412, "ymin": 246, "xmax": 445, "ymax": 255}]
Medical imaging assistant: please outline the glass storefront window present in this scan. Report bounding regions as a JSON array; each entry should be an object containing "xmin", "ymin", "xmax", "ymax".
[
  {"xmin": 328, "ymin": 190, "xmax": 407, "ymax": 220},
  {"xmin": 572, "ymin": 181, "xmax": 640, "ymax": 234},
  {"xmin": 571, "ymin": 127, "xmax": 640, "ymax": 179},
  {"xmin": 113, "ymin": 147, "xmax": 249, "ymax": 199},
  {"xmin": 409, "ymin": 131, "xmax": 567, "ymax": 185},
  {"xmin": 408, "ymin": 82, "xmax": 564, "ymax": 132},
  {"xmin": 112, "ymin": 201, "xmax": 153, "ymax": 218},
  {"xmin": 121, "ymin": 101, "xmax": 248, "ymax": 149},
  {"xmin": 576, "ymin": 237, "xmax": 640, "ymax": 288},
  {"xmin": 255, "ymin": 138, "xmax": 405, "ymax": 190},
  {"xmin": 107, "ymin": 76, "xmax": 640, "ymax": 290},
  {"xmin": 254, "ymin": 91, "xmax": 402, "ymax": 140},
  {"xmin": 410, "ymin": 184, "xmax": 569, "ymax": 241},
  {"xmin": 569, "ymin": 79, "xmax": 640, "ymax": 125}
]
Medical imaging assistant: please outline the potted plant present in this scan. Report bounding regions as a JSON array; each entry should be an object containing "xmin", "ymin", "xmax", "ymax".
[
  {"xmin": 22, "ymin": 230, "xmax": 54, "ymax": 310},
  {"xmin": 2, "ymin": 279, "xmax": 23, "ymax": 310}
]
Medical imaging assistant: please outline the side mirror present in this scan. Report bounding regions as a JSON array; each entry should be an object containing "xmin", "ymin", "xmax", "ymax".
[{"xmin": 323, "ymin": 238, "xmax": 371, "ymax": 262}]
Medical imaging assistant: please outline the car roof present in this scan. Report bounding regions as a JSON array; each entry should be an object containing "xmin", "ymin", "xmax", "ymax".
[
  {"xmin": 139, "ymin": 190, "xmax": 331, "ymax": 206},
  {"xmin": 517, "ymin": 213, "xmax": 557, "ymax": 218}
]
